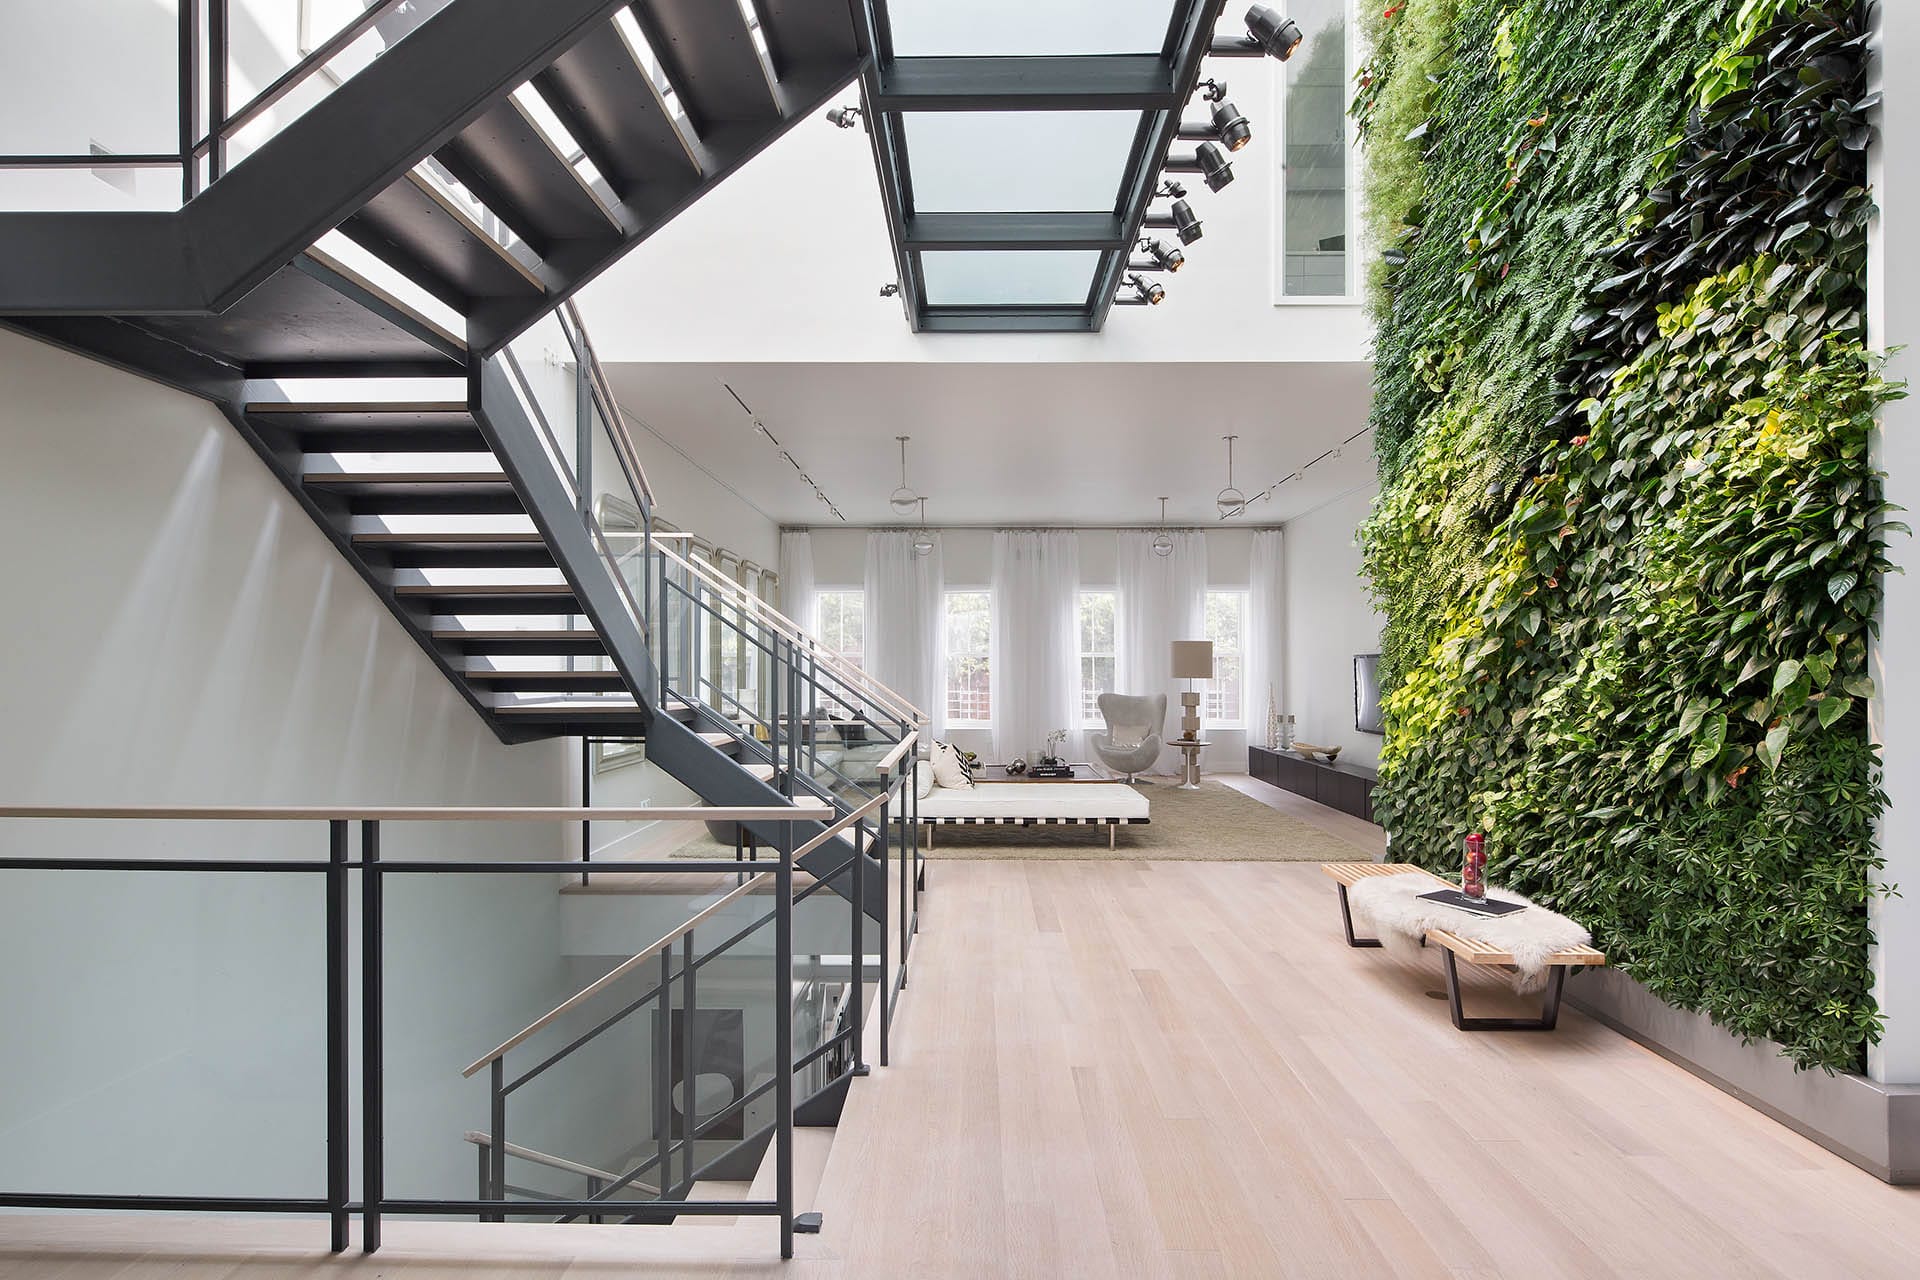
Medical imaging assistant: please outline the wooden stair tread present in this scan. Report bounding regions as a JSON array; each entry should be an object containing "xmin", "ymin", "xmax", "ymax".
[
  {"xmin": 356, "ymin": 532, "xmax": 545, "ymax": 545},
  {"xmin": 434, "ymin": 628, "xmax": 599, "ymax": 639},
  {"xmin": 498, "ymin": 701, "xmax": 641, "ymax": 714},
  {"xmin": 398, "ymin": 582, "xmax": 574, "ymax": 595},
  {"xmin": 248, "ymin": 401, "xmax": 472, "ymax": 415},
  {"xmin": 306, "ymin": 471, "xmax": 509, "ymax": 484}
]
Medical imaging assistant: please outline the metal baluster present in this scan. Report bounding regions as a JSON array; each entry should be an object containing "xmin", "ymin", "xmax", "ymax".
[
  {"xmin": 851, "ymin": 769, "xmax": 868, "ymax": 1076},
  {"xmin": 326, "ymin": 820, "xmax": 349, "ymax": 1253},
  {"xmin": 787, "ymin": 656, "xmax": 801, "ymax": 792},
  {"xmin": 657, "ymin": 552, "xmax": 671, "ymax": 704},
  {"xmin": 488, "ymin": 1059, "xmax": 506, "ymax": 1223},
  {"xmin": 208, "ymin": 0, "xmax": 228, "ymax": 182},
  {"xmin": 655, "ymin": 945, "xmax": 672, "ymax": 1207},
  {"xmin": 681, "ymin": 933, "xmax": 697, "ymax": 1199},
  {"xmin": 361, "ymin": 819, "xmax": 384, "ymax": 1253},
  {"xmin": 776, "ymin": 821, "xmax": 795, "ymax": 1259},
  {"xmin": 879, "ymin": 813, "xmax": 890, "ymax": 1068},
  {"xmin": 768, "ymin": 636, "xmax": 783, "ymax": 797},
  {"xmin": 178, "ymin": 2, "xmax": 199, "ymax": 202}
]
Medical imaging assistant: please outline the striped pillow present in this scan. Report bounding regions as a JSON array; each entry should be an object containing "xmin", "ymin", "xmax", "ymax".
[{"xmin": 930, "ymin": 740, "xmax": 974, "ymax": 789}]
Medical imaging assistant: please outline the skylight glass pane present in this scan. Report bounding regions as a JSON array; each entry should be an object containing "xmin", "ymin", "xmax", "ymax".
[
  {"xmin": 904, "ymin": 112, "xmax": 1140, "ymax": 213},
  {"xmin": 885, "ymin": 0, "xmax": 1179, "ymax": 56},
  {"xmin": 920, "ymin": 251, "xmax": 1100, "ymax": 306}
]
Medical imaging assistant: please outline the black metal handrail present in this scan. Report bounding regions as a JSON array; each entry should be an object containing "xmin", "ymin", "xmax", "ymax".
[
  {"xmin": 495, "ymin": 334, "xmax": 655, "ymax": 649},
  {"xmin": 660, "ymin": 570, "xmax": 906, "ymax": 803}
]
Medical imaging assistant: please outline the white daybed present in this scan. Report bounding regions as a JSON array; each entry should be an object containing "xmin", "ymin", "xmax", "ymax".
[{"xmin": 917, "ymin": 781, "xmax": 1150, "ymax": 849}]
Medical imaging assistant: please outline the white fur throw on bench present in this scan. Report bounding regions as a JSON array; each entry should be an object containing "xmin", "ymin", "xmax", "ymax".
[{"xmin": 1345, "ymin": 872, "xmax": 1592, "ymax": 992}]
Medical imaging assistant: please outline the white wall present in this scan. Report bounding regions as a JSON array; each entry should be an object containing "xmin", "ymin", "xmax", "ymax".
[
  {"xmin": 630, "ymin": 412, "xmax": 781, "ymax": 568},
  {"xmin": 1867, "ymin": 2, "xmax": 1920, "ymax": 1084},
  {"xmin": 577, "ymin": 65, "xmax": 1370, "ymax": 367},
  {"xmin": 1281, "ymin": 483, "xmax": 1382, "ymax": 769},
  {"xmin": 0, "ymin": 327, "xmax": 642, "ymax": 1199}
]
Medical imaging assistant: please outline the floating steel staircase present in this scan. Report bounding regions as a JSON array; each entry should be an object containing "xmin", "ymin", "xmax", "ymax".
[
  {"xmin": 0, "ymin": 0, "xmax": 916, "ymax": 905},
  {"xmin": 1, "ymin": 0, "xmax": 864, "ymax": 356}
]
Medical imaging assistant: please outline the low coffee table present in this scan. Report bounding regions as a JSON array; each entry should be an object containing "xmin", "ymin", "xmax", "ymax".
[{"xmin": 979, "ymin": 763, "xmax": 1104, "ymax": 782}]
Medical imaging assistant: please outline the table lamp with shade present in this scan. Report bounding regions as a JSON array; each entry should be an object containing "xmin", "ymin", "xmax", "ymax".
[{"xmin": 1170, "ymin": 639, "xmax": 1215, "ymax": 741}]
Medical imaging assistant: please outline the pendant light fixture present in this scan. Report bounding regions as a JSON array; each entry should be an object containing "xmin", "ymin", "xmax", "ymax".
[
  {"xmin": 911, "ymin": 498, "xmax": 936, "ymax": 558},
  {"xmin": 888, "ymin": 435, "xmax": 920, "ymax": 516},
  {"xmin": 1216, "ymin": 435, "xmax": 1247, "ymax": 519},
  {"xmin": 1152, "ymin": 497, "xmax": 1175, "ymax": 557}
]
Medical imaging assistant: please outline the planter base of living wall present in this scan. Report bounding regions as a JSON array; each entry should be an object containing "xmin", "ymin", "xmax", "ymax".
[{"xmin": 1568, "ymin": 969, "xmax": 1920, "ymax": 1184}]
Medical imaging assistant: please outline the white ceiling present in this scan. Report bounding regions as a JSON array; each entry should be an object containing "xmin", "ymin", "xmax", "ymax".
[{"xmin": 600, "ymin": 361, "xmax": 1377, "ymax": 528}]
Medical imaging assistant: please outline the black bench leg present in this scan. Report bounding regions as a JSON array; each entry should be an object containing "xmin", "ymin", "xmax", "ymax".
[
  {"xmin": 1338, "ymin": 884, "xmax": 1384, "ymax": 948},
  {"xmin": 1443, "ymin": 953, "xmax": 1569, "ymax": 1031}
]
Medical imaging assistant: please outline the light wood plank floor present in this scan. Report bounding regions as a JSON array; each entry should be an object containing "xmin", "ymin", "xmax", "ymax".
[{"xmin": 6, "ymin": 846, "xmax": 1919, "ymax": 1277}]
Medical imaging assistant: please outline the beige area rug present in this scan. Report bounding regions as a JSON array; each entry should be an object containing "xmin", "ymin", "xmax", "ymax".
[{"xmin": 917, "ymin": 779, "xmax": 1372, "ymax": 862}]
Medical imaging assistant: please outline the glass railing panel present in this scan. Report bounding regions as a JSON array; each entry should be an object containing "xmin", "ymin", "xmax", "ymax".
[
  {"xmin": 0, "ymin": 3, "xmax": 183, "ymax": 160},
  {"xmin": 0, "ymin": 162, "xmax": 183, "ymax": 213},
  {"xmin": 0, "ymin": 823, "xmax": 325, "ymax": 1201},
  {"xmin": 0, "ymin": 3, "xmax": 185, "ymax": 210},
  {"xmin": 380, "ymin": 870, "xmax": 674, "ymax": 1207}
]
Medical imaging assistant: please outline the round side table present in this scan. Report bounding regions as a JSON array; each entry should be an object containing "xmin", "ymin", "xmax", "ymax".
[{"xmin": 1174, "ymin": 738, "xmax": 1209, "ymax": 790}]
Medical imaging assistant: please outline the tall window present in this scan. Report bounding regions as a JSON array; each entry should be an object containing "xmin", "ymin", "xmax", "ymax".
[
  {"xmin": 816, "ymin": 590, "xmax": 865, "ymax": 668},
  {"xmin": 1280, "ymin": 0, "xmax": 1350, "ymax": 297},
  {"xmin": 945, "ymin": 590, "xmax": 992, "ymax": 724},
  {"xmin": 815, "ymin": 589, "xmax": 865, "ymax": 719},
  {"xmin": 1078, "ymin": 590, "xmax": 1116, "ymax": 724},
  {"xmin": 1205, "ymin": 591, "xmax": 1247, "ymax": 724}
]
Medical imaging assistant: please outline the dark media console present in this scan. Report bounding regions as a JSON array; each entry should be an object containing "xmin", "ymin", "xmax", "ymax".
[{"xmin": 1248, "ymin": 744, "xmax": 1379, "ymax": 825}]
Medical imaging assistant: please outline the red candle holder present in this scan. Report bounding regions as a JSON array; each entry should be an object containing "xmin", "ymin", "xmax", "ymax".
[{"xmin": 1463, "ymin": 833, "xmax": 1487, "ymax": 901}]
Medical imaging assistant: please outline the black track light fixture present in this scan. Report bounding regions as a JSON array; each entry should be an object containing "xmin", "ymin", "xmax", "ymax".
[
  {"xmin": 1211, "ymin": 7, "xmax": 1304, "ymax": 61},
  {"xmin": 1155, "ymin": 179, "xmax": 1188, "ymax": 200},
  {"xmin": 1179, "ymin": 80, "xmax": 1253, "ymax": 152},
  {"xmin": 879, "ymin": 282, "xmax": 900, "ymax": 297},
  {"xmin": 1120, "ymin": 274, "xmax": 1165, "ymax": 306},
  {"xmin": 1212, "ymin": 100, "xmax": 1252, "ymax": 151},
  {"xmin": 1144, "ymin": 199, "xmax": 1204, "ymax": 246},
  {"xmin": 1138, "ymin": 237, "xmax": 1186, "ymax": 273},
  {"xmin": 1245, "ymin": 6, "xmax": 1304, "ymax": 60},
  {"xmin": 1174, "ymin": 199, "xmax": 1203, "ymax": 243},
  {"xmin": 825, "ymin": 105, "xmax": 863, "ymax": 129},
  {"xmin": 1196, "ymin": 142, "xmax": 1234, "ymax": 191},
  {"xmin": 1166, "ymin": 143, "xmax": 1235, "ymax": 191}
]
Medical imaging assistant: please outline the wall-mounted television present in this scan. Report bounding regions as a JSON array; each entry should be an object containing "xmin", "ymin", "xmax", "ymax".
[{"xmin": 1354, "ymin": 653, "xmax": 1384, "ymax": 735}]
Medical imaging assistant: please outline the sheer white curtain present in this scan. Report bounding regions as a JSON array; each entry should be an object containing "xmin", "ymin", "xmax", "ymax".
[
  {"xmin": 990, "ymin": 530, "xmax": 1081, "ymax": 762},
  {"xmin": 1116, "ymin": 530, "xmax": 1207, "ymax": 774},
  {"xmin": 1245, "ymin": 529, "xmax": 1285, "ymax": 748},
  {"xmin": 864, "ymin": 531, "xmax": 945, "ymax": 734},
  {"xmin": 778, "ymin": 530, "xmax": 817, "ymax": 636}
]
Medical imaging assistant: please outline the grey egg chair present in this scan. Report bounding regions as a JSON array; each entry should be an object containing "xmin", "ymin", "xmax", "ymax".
[{"xmin": 1092, "ymin": 692, "xmax": 1168, "ymax": 783}]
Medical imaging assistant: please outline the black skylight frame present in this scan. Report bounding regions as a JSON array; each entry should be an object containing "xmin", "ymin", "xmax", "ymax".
[{"xmin": 852, "ymin": 0, "xmax": 1224, "ymax": 333}]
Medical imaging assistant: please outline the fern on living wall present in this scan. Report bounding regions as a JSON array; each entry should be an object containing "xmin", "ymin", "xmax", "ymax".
[{"xmin": 1354, "ymin": 0, "xmax": 1897, "ymax": 1071}]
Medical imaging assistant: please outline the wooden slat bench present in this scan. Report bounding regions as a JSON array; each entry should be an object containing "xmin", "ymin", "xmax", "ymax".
[{"xmin": 1320, "ymin": 862, "xmax": 1607, "ymax": 1031}]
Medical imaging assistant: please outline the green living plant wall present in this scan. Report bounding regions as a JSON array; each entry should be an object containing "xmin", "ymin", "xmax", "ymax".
[{"xmin": 1355, "ymin": 0, "xmax": 1899, "ymax": 1071}]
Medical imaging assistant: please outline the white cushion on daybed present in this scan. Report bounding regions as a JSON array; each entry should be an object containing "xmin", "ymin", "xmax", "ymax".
[{"xmin": 916, "ymin": 781, "xmax": 1149, "ymax": 823}]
